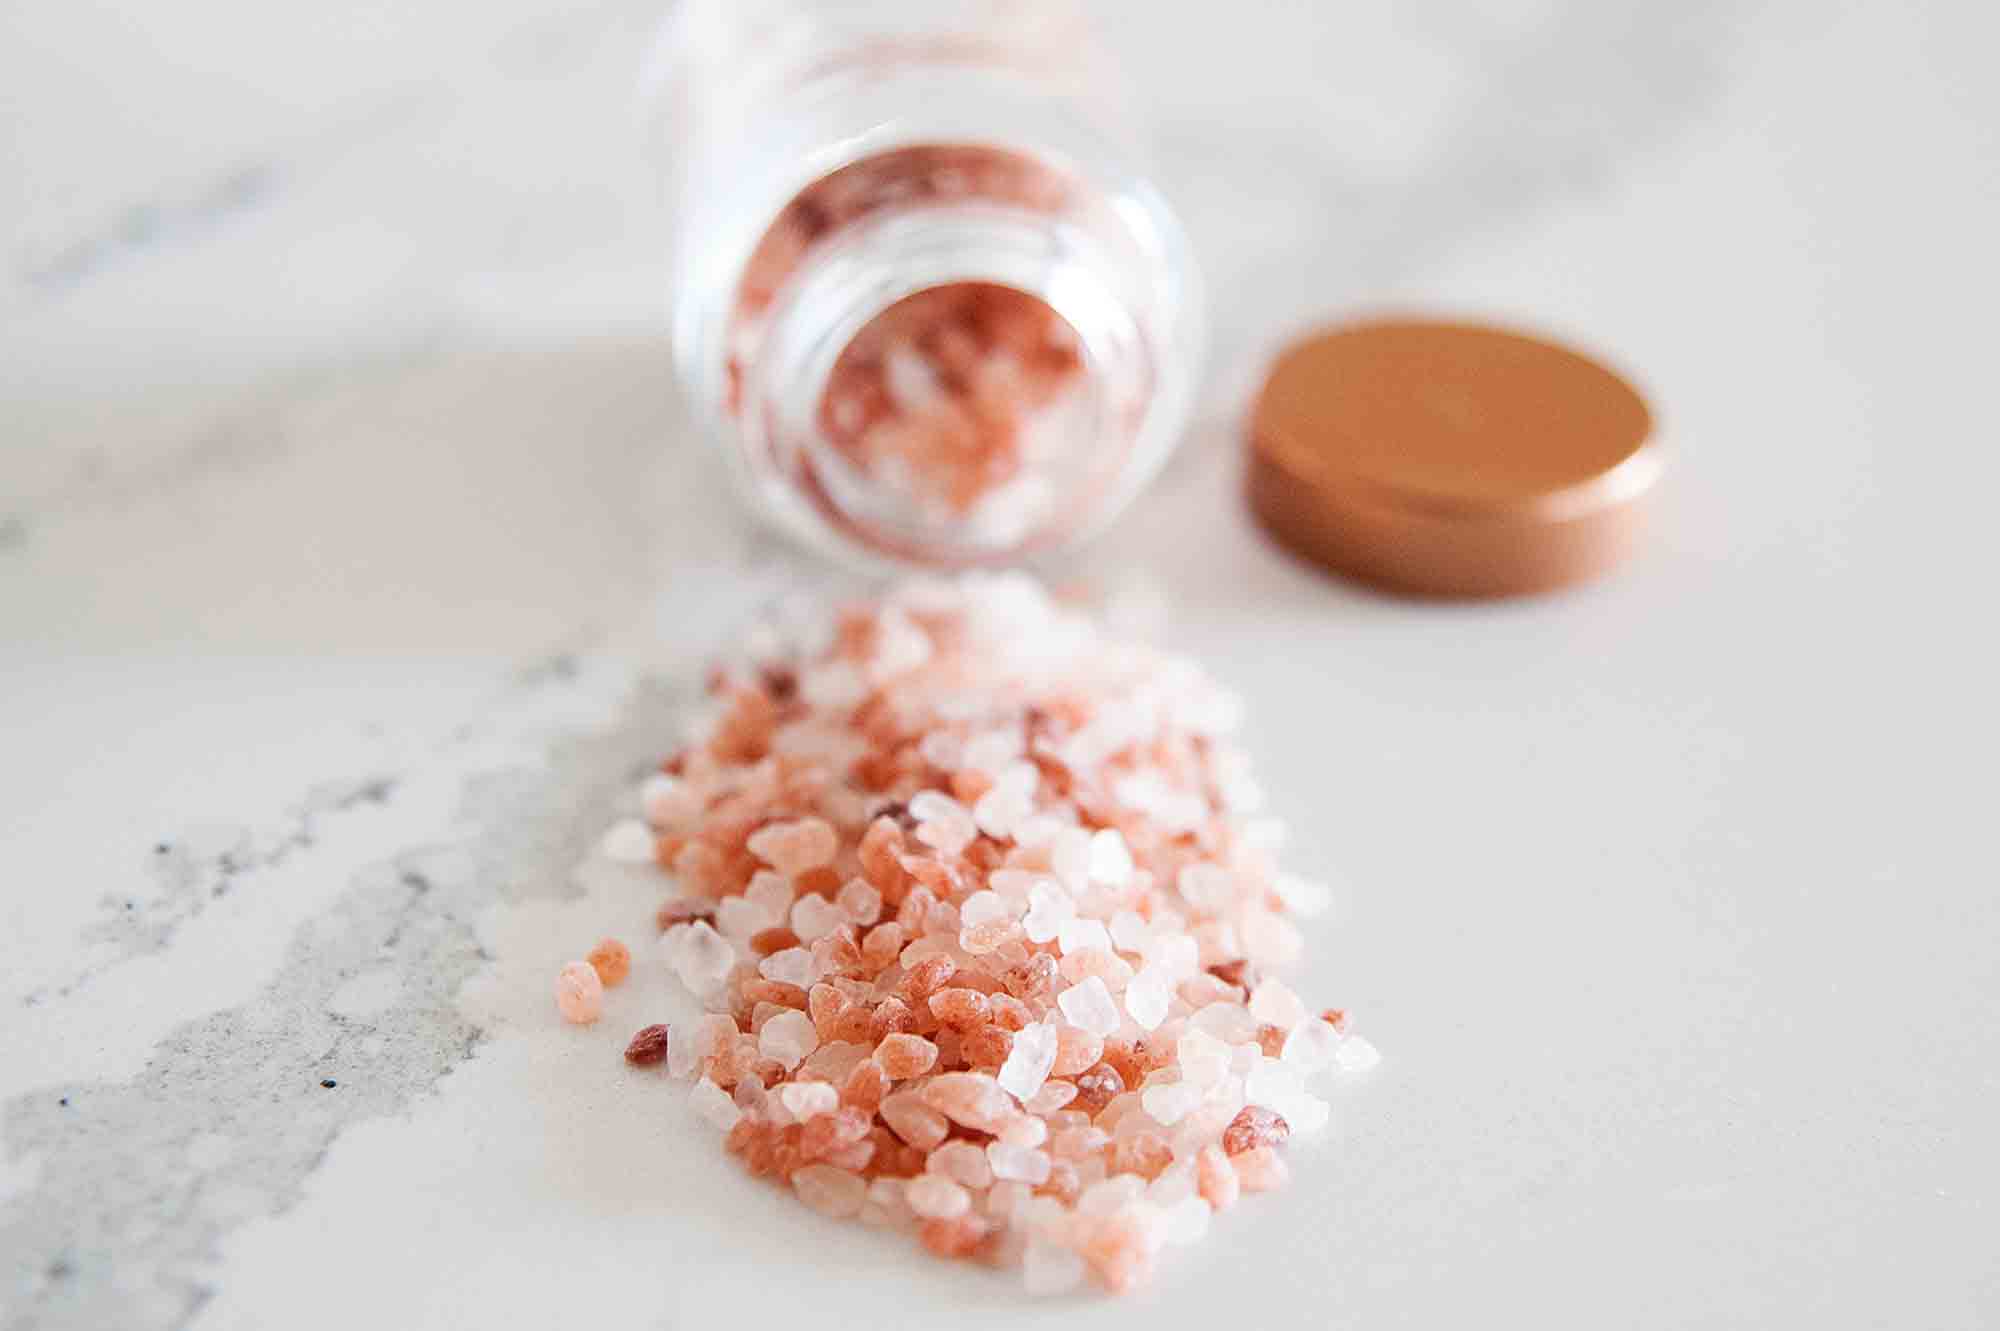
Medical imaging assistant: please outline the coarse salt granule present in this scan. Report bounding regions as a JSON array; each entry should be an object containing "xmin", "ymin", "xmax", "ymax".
[{"xmin": 557, "ymin": 574, "xmax": 1377, "ymax": 1296}]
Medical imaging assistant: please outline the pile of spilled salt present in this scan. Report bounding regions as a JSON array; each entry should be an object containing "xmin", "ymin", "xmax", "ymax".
[{"xmin": 556, "ymin": 574, "xmax": 1378, "ymax": 1295}]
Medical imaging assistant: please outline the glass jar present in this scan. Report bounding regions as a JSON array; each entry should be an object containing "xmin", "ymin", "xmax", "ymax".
[{"xmin": 649, "ymin": 0, "xmax": 1203, "ymax": 567}]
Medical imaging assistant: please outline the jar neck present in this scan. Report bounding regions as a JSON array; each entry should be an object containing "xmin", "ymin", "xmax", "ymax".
[{"xmin": 734, "ymin": 201, "xmax": 1165, "ymax": 566}]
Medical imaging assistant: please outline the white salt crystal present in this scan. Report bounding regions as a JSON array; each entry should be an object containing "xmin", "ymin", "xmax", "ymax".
[
  {"xmin": 777, "ymin": 1081, "xmax": 840, "ymax": 1122},
  {"xmin": 1141, "ymin": 933, "xmax": 1200, "ymax": 977},
  {"xmin": 1000, "ymin": 1114, "xmax": 1049, "ymax": 1149},
  {"xmin": 1011, "ymin": 814, "xmax": 1064, "ymax": 849},
  {"xmin": 987, "ymin": 1141, "xmax": 1053, "ymax": 1185},
  {"xmin": 1123, "ymin": 967, "xmax": 1172, "ymax": 1031},
  {"xmin": 1050, "ymin": 827, "xmax": 1093, "ymax": 889},
  {"xmin": 745, "ymin": 871, "xmax": 794, "ymax": 921},
  {"xmin": 715, "ymin": 895, "xmax": 774, "ymax": 942},
  {"xmin": 759, "ymin": 947, "xmax": 816, "ymax": 989},
  {"xmin": 869, "ymin": 606, "xmax": 932, "ymax": 679},
  {"xmin": 918, "ymin": 731, "xmax": 963, "ymax": 770},
  {"xmin": 1333, "ymin": 1035, "xmax": 1382, "ymax": 1074},
  {"xmin": 1022, "ymin": 881, "xmax": 1076, "ymax": 944},
  {"xmin": 1281, "ymin": 1018, "xmax": 1341, "ymax": 1073},
  {"xmin": 1245, "ymin": 1056, "xmax": 1304, "ymax": 1111},
  {"xmin": 598, "ymin": 818, "xmax": 656, "ymax": 865},
  {"xmin": 1189, "ymin": 1001, "xmax": 1259, "ymax": 1044},
  {"xmin": 689, "ymin": 1078, "xmax": 741, "ymax": 1131},
  {"xmin": 910, "ymin": 790, "xmax": 976, "ymax": 855},
  {"xmin": 904, "ymin": 1174, "xmax": 970, "ymax": 1220},
  {"xmin": 997, "ymin": 1021, "xmax": 1061, "ymax": 1101},
  {"xmin": 758, "ymin": 1010, "xmax": 819, "ymax": 1070},
  {"xmin": 1088, "ymin": 828, "xmax": 1134, "ymax": 886},
  {"xmin": 1248, "ymin": 977, "xmax": 1307, "ymax": 1030},
  {"xmin": 1023, "ymin": 1240, "xmax": 1086, "ymax": 1295},
  {"xmin": 1239, "ymin": 907, "xmax": 1304, "ymax": 969},
  {"xmin": 1140, "ymin": 1080, "xmax": 1201, "ymax": 1127},
  {"xmin": 1177, "ymin": 863, "xmax": 1236, "ymax": 912},
  {"xmin": 959, "ymin": 890, "xmax": 1013, "ymax": 929},
  {"xmin": 1057, "ymin": 917, "xmax": 1111, "ymax": 956},
  {"xmin": 672, "ymin": 921, "xmax": 735, "ymax": 994},
  {"xmin": 1176, "ymin": 1029, "xmax": 1232, "ymax": 1088},
  {"xmin": 1056, "ymin": 976, "xmax": 1120, "ymax": 1038},
  {"xmin": 961, "ymin": 729, "xmax": 1024, "ymax": 774},
  {"xmin": 1272, "ymin": 872, "xmax": 1333, "ymax": 917},
  {"xmin": 799, "ymin": 660, "xmax": 866, "ymax": 709},
  {"xmin": 1077, "ymin": 1174, "xmax": 1145, "ymax": 1216},
  {"xmin": 1108, "ymin": 909, "xmax": 1151, "ymax": 953},
  {"xmin": 790, "ymin": 893, "xmax": 846, "ymax": 943},
  {"xmin": 665, "ymin": 1023, "xmax": 698, "ymax": 1079}
]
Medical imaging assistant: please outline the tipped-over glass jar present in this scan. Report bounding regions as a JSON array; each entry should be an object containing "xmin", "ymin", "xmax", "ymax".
[{"xmin": 652, "ymin": 0, "xmax": 1203, "ymax": 566}]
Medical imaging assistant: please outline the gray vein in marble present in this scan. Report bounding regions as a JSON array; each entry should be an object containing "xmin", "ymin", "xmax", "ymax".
[
  {"xmin": 21, "ymin": 777, "xmax": 399, "ymax": 1011},
  {"xmin": 0, "ymin": 665, "xmax": 693, "ymax": 1331}
]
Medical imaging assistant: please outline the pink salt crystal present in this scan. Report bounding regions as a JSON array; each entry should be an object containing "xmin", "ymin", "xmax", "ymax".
[
  {"xmin": 1025, "ymin": 1080, "xmax": 1079, "ymax": 1115},
  {"xmin": 1230, "ymin": 1145, "xmax": 1289, "ymax": 1192},
  {"xmin": 880, "ymin": 1092, "xmax": 951, "ymax": 1151},
  {"xmin": 639, "ymin": 772, "xmax": 698, "ymax": 830},
  {"xmin": 862, "ymin": 1176, "xmax": 914, "ymax": 1229},
  {"xmin": 554, "ymin": 961, "xmax": 604, "ymax": 1024},
  {"xmin": 987, "ymin": 1141, "xmax": 1053, "ymax": 1185},
  {"xmin": 1062, "ymin": 947, "xmax": 1135, "ymax": 990},
  {"xmin": 960, "ymin": 917, "xmax": 1022, "ymax": 955},
  {"xmin": 1053, "ymin": 1125, "xmax": 1111, "ymax": 1160},
  {"xmin": 999, "ymin": 1114, "xmax": 1049, "ymax": 1149},
  {"xmin": 747, "ymin": 816, "xmax": 838, "ymax": 875},
  {"xmin": 792, "ymin": 1164, "xmax": 866, "ymax": 1218},
  {"xmin": 905, "ymin": 1173, "xmax": 972, "ymax": 1220},
  {"xmin": 1195, "ymin": 1144, "xmax": 1239, "ymax": 1210},
  {"xmin": 874, "ymin": 1032, "xmax": 940, "ymax": 1079},
  {"xmin": 798, "ymin": 1039, "xmax": 871, "ymax": 1086},
  {"xmin": 692, "ymin": 1014, "xmax": 738, "ymax": 1061},
  {"xmin": 928, "ymin": 987, "xmax": 992, "ymax": 1032},
  {"xmin": 835, "ymin": 878, "xmax": 882, "ymax": 926},
  {"xmin": 922, "ymin": 1072, "xmax": 1019, "ymax": 1133},
  {"xmin": 987, "ymin": 992, "xmax": 1033, "ymax": 1032},
  {"xmin": 928, "ymin": 1141, "xmax": 994, "ymax": 1188},
  {"xmin": 1079, "ymin": 1213, "xmax": 1154, "ymax": 1294}
]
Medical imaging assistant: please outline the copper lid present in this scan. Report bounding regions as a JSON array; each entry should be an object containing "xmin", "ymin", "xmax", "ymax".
[{"xmin": 1247, "ymin": 317, "xmax": 1659, "ymax": 598}]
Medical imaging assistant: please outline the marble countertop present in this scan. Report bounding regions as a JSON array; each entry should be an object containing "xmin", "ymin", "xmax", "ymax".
[{"xmin": 4, "ymin": 1, "xmax": 1996, "ymax": 1327}]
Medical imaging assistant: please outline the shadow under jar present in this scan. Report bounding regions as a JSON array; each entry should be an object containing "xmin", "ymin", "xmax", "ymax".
[{"xmin": 653, "ymin": 0, "xmax": 1203, "ymax": 566}]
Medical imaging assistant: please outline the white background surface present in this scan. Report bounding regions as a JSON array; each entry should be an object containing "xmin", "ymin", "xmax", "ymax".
[{"xmin": 3, "ymin": 1, "xmax": 1997, "ymax": 1327}]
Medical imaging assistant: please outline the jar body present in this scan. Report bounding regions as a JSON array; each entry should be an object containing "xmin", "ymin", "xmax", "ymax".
[{"xmin": 652, "ymin": 0, "xmax": 1203, "ymax": 565}]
